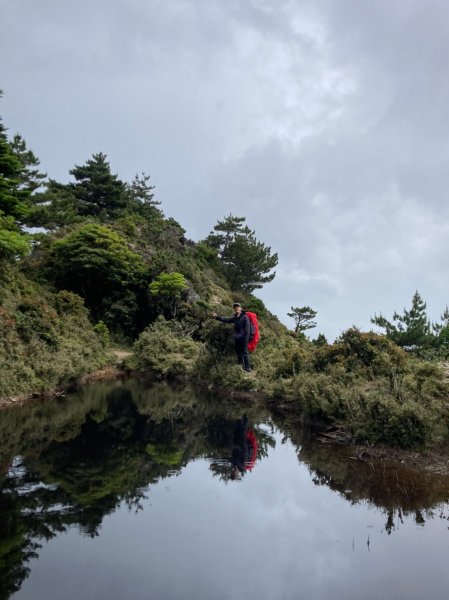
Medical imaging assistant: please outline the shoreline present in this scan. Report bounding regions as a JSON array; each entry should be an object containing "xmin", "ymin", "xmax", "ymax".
[{"xmin": 2, "ymin": 362, "xmax": 449, "ymax": 477}]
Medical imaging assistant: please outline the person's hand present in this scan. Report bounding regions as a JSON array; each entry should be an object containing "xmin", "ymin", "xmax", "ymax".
[{"xmin": 210, "ymin": 311, "xmax": 217, "ymax": 318}]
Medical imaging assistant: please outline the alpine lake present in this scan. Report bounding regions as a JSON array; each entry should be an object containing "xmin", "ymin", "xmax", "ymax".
[{"xmin": 1, "ymin": 379, "xmax": 449, "ymax": 600}]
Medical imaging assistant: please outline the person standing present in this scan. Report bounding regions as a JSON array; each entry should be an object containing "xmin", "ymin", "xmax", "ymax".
[{"xmin": 210, "ymin": 303, "xmax": 251, "ymax": 372}]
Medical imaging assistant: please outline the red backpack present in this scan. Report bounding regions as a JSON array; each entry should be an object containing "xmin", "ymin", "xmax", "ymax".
[{"xmin": 246, "ymin": 311, "xmax": 260, "ymax": 353}]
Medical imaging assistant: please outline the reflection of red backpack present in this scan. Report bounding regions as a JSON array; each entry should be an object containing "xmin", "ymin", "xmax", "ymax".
[
  {"xmin": 245, "ymin": 429, "xmax": 258, "ymax": 471},
  {"xmin": 246, "ymin": 311, "xmax": 260, "ymax": 353}
]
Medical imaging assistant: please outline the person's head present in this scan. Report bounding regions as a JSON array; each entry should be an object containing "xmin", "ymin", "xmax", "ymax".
[{"xmin": 233, "ymin": 302, "xmax": 242, "ymax": 315}]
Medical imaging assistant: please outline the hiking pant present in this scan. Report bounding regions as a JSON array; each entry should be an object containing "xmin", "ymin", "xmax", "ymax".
[{"xmin": 235, "ymin": 338, "xmax": 251, "ymax": 371}]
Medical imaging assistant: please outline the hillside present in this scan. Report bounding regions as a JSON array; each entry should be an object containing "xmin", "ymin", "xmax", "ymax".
[{"xmin": 1, "ymin": 102, "xmax": 449, "ymax": 450}]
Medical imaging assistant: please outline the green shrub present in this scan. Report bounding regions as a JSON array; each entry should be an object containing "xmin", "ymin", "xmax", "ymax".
[
  {"xmin": 350, "ymin": 393, "xmax": 435, "ymax": 448},
  {"xmin": 132, "ymin": 317, "xmax": 202, "ymax": 378},
  {"xmin": 0, "ymin": 277, "xmax": 108, "ymax": 399},
  {"xmin": 94, "ymin": 320, "xmax": 110, "ymax": 346},
  {"xmin": 314, "ymin": 328, "xmax": 407, "ymax": 377}
]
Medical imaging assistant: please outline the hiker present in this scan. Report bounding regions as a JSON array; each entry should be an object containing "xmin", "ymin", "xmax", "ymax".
[{"xmin": 210, "ymin": 303, "xmax": 251, "ymax": 372}]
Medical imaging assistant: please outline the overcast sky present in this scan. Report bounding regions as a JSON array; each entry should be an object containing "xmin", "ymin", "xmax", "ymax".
[{"xmin": 2, "ymin": 0, "xmax": 449, "ymax": 340}]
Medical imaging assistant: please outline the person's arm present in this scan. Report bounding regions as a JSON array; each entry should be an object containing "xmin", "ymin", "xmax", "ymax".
[{"xmin": 212, "ymin": 314, "xmax": 235, "ymax": 323}]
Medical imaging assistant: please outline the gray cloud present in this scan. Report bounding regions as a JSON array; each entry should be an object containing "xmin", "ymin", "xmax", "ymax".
[{"xmin": 1, "ymin": 0, "xmax": 448, "ymax": 339}]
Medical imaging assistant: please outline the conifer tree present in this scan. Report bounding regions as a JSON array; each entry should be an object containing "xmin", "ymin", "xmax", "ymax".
[
  {"xmin": 206, "ymin": 214, "xmax": 278, "ymax": 292},
  {"xmin": 287, "ymin": 306, "xmax": 317, "ymax": 334},
  {"xmin": 0, "ymin": 95, "xmax": 28, "ymax": 220},
  {"xmin": 69, "ymin": 152, "xmax": 127, "ymax": 218},
  {"xmin": 371, "ymin": 291, "xmax": 433, "ymax": 351},
  {"xmin": 126, "ymin": 172, "xmax": 163, "ymax": 219},
  {"xmin": 10, "ymin": 134, "xmax": 47, "ymax": 194},
  {"xmin": 0, "ymin": 93, "xmax": 30, "ymax": 259}
]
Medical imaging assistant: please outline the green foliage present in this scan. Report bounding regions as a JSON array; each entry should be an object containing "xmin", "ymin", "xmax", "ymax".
[
  {"xmin": 242, "ymin": 295, "xmax": 268, "ymax": 318},
  {"xmin": 195, "ymin": 241, "xmax": 220, "ymax": 267},
  {"xmin": 26, "ymin": 181, "xmax": 82, "ymax": 229},
  {"xmin": 53, "ymin": 290, "xmax": 86, "ymax": 315},
  {"xmin": 0, "ymin": 97, "xmax": 29, "ymax": 221},
  {"xmin": 371, "ymin": 291, "xmax": 433, "ymax": 352},
  {"xmin": 429, "ymin": 306, "xmax": 449, "ymax": 358},
  {"xmin": 48, "ymin": 223, "xmax": 145, "ymax": 330},
  {"xmin": 2, "ymin": 97, "xmax": 448, "ymax": 453},
  {"xmin": 287, "ymin": 305, "xmax": 317, "ymax": 334},
  {"xmin": 145, "ymin": 442, "xmax": 183, "ymax": 466},
  {"xmin": 149, "ymin": 272, "xmax": 188, "ymax": 318},
  {"xmin": 0, "ymin": 280, "xmax": 108, "ymax": 399},
  {"xmin": 278, "ymin": 365, "xmax": 445, "ymax": 448},
  {"xmin": 314, "ymin": 328, "xmax": 407, "ymax": 376},
  {"xmin": 205, "ymin": 214, "xmax": 278, "ymax": 292},
  {"xmin": 131, "ymin": 317, "xmax": 202, "ymax": 378},
  {"xmin": 93, "ymin": 320, "xmax": 110, "ymax": 346},
  {"xmin": 126, "ymin": 172, "xmax": 162, "ymax": 220},
  {"xmin": 194, "ymin": 349, "xmax": 257, "ymax": 392},
  {"xmin": 350, "ymin": 393, "xmax": 435, "ymax": 448},
  {"xmin": 0, "ymin": 217, "xmax": 30, "ymax": 261},
  {"xmin": 69, "ymin": 152, "xmax": 127, "ymax": 218},
  {"xmin": 10, "ymin": 133, "xmax": 47, "ymax": 195},
  {"xmin": 312, "ymin": 333, "xmax": 328, "ymax": 347}
]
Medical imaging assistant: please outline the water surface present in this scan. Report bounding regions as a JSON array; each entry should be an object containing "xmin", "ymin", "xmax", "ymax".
[{"xmin": 1, "ymin": 380, "xmax": 449, "ymax": 600}]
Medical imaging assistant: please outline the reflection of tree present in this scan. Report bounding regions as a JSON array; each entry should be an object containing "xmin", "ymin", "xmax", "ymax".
[
  {"xmin": 273, "ymin": 414, "xmax": 449, "ymax": 534},
  {"xmin": 3, "ymin": 380, "xmax": 449, "ymax": 598},
  {"xmin": 0, "ymin": 381, "xmax": 273, "ymax": 598}
]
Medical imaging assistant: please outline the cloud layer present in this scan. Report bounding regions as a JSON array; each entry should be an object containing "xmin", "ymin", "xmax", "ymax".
[{"xmin": 2, "ymin": 0, "xmax": 448, "ymax": 339}]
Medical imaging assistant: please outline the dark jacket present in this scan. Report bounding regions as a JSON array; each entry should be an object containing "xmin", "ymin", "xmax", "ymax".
[{"xmin": 216, "ymin": 311, "xmax": 250, "ymax": 341}]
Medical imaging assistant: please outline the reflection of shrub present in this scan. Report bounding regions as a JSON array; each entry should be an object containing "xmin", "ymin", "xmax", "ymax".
[
  {"xmin": 132, "ymin": 317, "xmax": 202, "ymax": 378},
  {"xmin": 145, "ymin": 443, "xmax": 183, "ymax": 466}
]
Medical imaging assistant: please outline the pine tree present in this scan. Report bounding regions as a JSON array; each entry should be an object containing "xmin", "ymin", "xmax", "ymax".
[
  {"xmin": 371, "ymin": 291, "xmax": 433, "ymax": 351},
  {"xmin": 10, "ymin": 134, "xmax": 47, "ymax": 194},
  {"xmin": 0, "ymin": 95, "xmax": 28, "ymax": 220},
  {"xmin": 69, "ymin": 152, "xmax": 127, "ymax": 218},
  {"xmin": 287, "ymin": 306, "xmax": 317, "ymax": 334},
  {"xmin": 126, "ymin": 172, "xmax": 162, "ymax": 220},
  {"xmin": 26, "ymin": 180, "xmax": 80, "ymax": 229},
  {"xmin": 0, "ymin": 93, "xmax": 30, "ymax": 260},
  {"xmin": 432, "ymin": 306, "xmax": 449, "ymax": 356},
  {"xmin": 206, "ymin": 215, "xmax": 278, "ymax": 292}
]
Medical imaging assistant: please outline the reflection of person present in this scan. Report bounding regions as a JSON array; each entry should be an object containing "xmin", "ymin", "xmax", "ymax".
[
  {"xmin": 231, "ymin": 415, "xmax": 258, "ymax": 480},
  {"xmin": 210, "ymin": 303, "xmax": 251, "ymax": 372},
  {"xmin": 208, "ymin": 415, "xmax": 258, "ymax": 482}
]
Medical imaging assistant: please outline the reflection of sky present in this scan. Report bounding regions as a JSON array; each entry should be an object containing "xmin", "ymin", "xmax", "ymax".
[{"xmin": 13, "ymin": 432, "xmax": 449, "ymax": 600}]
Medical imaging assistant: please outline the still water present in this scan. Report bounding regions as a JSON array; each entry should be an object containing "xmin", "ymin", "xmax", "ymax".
[{"xmin": 1, "ymin": 380, "xmax": 449, "ymax": 600}]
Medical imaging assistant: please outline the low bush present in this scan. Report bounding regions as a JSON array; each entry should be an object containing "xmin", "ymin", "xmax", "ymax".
[
  {"xmin": 131, "ymin": 317, "xmax": 202, "ymax": 378},
  {"xmin": 0, "ymin": 285, "xmax": 108, "ymax": 399}
]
